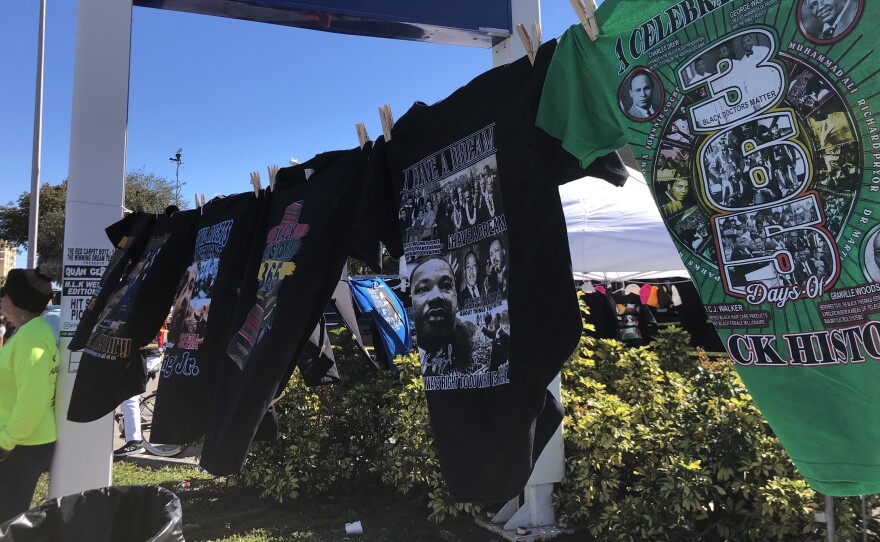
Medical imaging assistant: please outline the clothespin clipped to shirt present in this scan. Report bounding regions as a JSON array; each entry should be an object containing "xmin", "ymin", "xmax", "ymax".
[
  {"xmin": 250, "ymin": 171, "xmax": 262, "ymax": 198},
  {"xmin": 199, "ymin": 194, "xmax": 207, "ymax": 215},
  {"xmin": 379, "ymin": 104, "xmax": 394, "ymax": 142},
  {"xmin": 516, "ymin": 22, "xmax": 541, "ymax": 65},
  {"xmin": 355, "ymin": 123, "xmax": 371, "ymax": 149},
  {"xmin": 194, "ymin": 193, "xmax": 200, "ymax": 210},
  {"xmin": 267, "ymin": 164, "xmax": 279, "ymax": 191},
  {"xmin": 569, "ymin": 0, "xmax": 600, "ymax": 41}
]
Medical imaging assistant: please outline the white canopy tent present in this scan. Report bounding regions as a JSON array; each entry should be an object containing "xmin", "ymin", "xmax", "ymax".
[{"xmin": 562, "ymin": 167, "xmax": 688, "ymax": 280}]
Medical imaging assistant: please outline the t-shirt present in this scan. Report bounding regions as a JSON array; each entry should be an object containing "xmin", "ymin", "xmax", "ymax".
[
  {"xmin": 199, "ymin": 147, "xmax": 375, "ymax": 475},
  {"xmin": 296, "ymin": 317, "xmax": 339, "ymax": 388},
  {"xmin": 348, "ymin": 40, "xmax": 629, "ymax": 502},
  {"xmin": 151, "ymin": 193, "xmax": 262, "ymax": 444},
  {"xmin": 582, "ymin": 290, "xmax": 620, "ymax": 340},
  {"xmin": 348, "ymin": 277, "xmax": 411, "ymax": 370},
  {"xmin": 536, "ymin": 2, "xmax": 880, "ymax": 496},
  {"xmin": 69, "ymin": 212, "xmax": 155, "ymax": 351},
  {"xmin": 67, "ymin": 210, "xmax": 199, "ymax": 422}
]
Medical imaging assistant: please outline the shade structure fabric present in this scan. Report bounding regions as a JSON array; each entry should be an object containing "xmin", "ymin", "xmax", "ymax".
[{"xmin": 562, "ymin": 167, "xmax": 686, "ymax": 276}]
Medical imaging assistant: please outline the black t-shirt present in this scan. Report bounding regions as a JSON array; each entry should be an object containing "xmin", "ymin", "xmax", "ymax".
[
  {"xmin": 69, "ymin": 212, "xmax": 155, "ymax": 351},
  {"xmin": 67, "ymin": 210, "xmax": 199, "ymax": 422},
  {"xmin": 348, "ymin": 40, "xmax": 628, "ymax": 502},
  {"xmin": 199, "ymin": 147, "xmax": 375, "ymax": 475},
  {"xmin": 583, "ymin": 290, "xmax": 620, "ymax": 340},
  {"xmin": 296, "ymin": 317, "xmax": 339, "ymax": 388},
  {"xmin": 151, "ymin": 194, "xmax": 262, "ymax": 444}
]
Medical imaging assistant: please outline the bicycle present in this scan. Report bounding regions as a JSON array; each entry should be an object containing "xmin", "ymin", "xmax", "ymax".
[{"xmin": 114, "ymin": 373, "xmax": 186, "ymax": 458}]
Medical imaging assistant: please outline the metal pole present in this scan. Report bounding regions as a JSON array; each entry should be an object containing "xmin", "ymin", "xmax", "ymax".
[
  {"xmin": 826, "ymin": 495, "xmax": 835, "ymax": 542},
  {"xmin": 28, "ymin": 0, "xmax": 46, "ymax": 268},
  {"xmin": 861, "ymin": 495, "xmax": 867, "ymax": 542}
]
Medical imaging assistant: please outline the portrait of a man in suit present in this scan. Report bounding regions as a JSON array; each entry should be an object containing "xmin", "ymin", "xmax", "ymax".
[
  {"xmin": 800, "ymin": 0, "xmax": 861, "ymax": 41},
  {"xmin": 864, "ymin": 229, "xmax": 880, "ymax": 283},
  {"xmin": 621, "ymin": 71, "xmax": 660, "ymax": 120},
  {"xmin": 457, "ymin": 250, "xmax": 485, "ymax": 307}
]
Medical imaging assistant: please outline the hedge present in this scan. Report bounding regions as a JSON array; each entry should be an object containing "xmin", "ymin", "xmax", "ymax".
[{"xmin": 236, "ymin": 297, "xmax": 879, "ymax": 538}]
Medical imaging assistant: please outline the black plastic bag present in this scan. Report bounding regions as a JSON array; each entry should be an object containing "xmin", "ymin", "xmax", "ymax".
[{"xmin": 0, "ymin": 485, "xmax": 183, "ymax": 542}]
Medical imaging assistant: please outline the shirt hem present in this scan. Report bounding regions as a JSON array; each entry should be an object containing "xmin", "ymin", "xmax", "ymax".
[
  {"xmin": 796, "ymin": 460, "xmax": 880, "ymax": 496},
  {"xmin": 0, "ymin": 433, "xmax": 56, "ymax": 451}
]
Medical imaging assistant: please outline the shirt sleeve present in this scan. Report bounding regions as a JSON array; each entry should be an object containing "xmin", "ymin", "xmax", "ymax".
[
  {"xmin": 536, "ymin": 26, "xmax": 629, "ymax": 169},
  {"xmin": 0, "ymin": 338, "xmax": 57, "ymax": 450},
  {"xmin": 104, "ymin": 212, "xmax": 138, "ymax": 247}
]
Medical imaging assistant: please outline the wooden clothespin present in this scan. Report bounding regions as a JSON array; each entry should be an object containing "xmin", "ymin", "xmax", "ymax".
[
  {"xmin": 378, "ymin": 104, "xmax": 394, "ymax": 142},
  {"xmin": 250, "ymin": 171, "xmax": 262, "ymax": 198},
  {"xmin": 569, "ymin": 0, "xmax": 600, "ymax": 41},
  {"xmin": 267, "ymin": 165, "xmax": 279, "ymax": 191},
  {"xmin": 516, "ymin": 22, "xmax": 542, "ymax": 65},
  {"xmin": 199, "ymin": 194, "xmax": 206, "ymax": 215},
  {"xmin": 355, "ymin": 123, "xmax": 371, "ymax": 149},
  {"xmin": 194, "ymin": 193, "xmax": 200, "ymax": 210}
]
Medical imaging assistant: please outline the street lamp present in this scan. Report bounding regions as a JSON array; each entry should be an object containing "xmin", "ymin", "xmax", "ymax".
[{"xmin": 169, "ymin": 147, "xmax": 183, "ymax": 203}]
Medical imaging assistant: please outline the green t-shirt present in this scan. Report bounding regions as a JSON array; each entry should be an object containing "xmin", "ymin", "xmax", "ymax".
[
  {"xmin": 0, "ymin": 316, "xmax": 59, "ymax": 450},
  {"xmin": 538, "ymin": 0, "xmax": 880, "ymax": 496}
]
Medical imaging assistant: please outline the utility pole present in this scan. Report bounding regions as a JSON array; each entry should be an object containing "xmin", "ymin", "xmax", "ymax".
[
  {"xmin": 169, "ymin": 147, "xmax": 183, "ymax": 204},
  {"xmin": 28, "ymin": 0, "xmax": 47, "ymax": 268}
]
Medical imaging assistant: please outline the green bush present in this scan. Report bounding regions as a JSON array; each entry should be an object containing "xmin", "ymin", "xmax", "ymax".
[
  {"xmin": 238, "ymin": 330, "xmax": 477, "ymax": 521},
  {"xmin": 375, "ymin": 353, "xmax": 482, "ymax": 522},
  {"xmin": 239, "ymin": 305, "xmax": 879, "ymax": 538},
  {"xmin": 557, "ymin": 329, "xmax": 809, "ymax": 540},
  {"xmin": 557, "ymin": 314, "xmax": 879, "ymax": 541},
  {"xmin": 237, "ymin": 329, "xmax": 398, "ymax": 502}
]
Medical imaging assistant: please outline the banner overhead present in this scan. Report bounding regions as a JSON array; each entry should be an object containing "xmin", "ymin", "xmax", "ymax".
[{"xmin": 133, "ymin": 0, "xmax": 512, "ymax": 47}]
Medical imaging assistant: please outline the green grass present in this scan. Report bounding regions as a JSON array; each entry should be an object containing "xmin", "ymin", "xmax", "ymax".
[{"xmin": 28, "ymin": 462, "xmax": 503, "ymax": 542}]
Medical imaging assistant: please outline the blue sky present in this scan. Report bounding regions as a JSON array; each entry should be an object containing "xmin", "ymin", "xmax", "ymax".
[{"xmin": 1, "ymin": 1, "xmax": 583, "ymax": 265}]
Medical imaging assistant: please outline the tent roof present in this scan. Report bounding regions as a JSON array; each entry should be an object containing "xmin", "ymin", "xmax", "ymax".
[{"xmin": 562, "ymin": 167, "xmax": 687, "ymax": 275}]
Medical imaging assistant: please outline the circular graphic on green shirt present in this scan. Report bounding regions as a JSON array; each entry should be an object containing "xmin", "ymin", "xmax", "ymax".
[
  {"xmin": 618, "ymin": 67, "xmax": 664, "ymax": 122},
  {"xmin": 652, "ymin": 28, "xmax": 861, "ymax": 301},
  {"xmin": 862, "ymin": 224, "xmax": 880, "ymax": 283},
  {"xmin": 797, "ymin": 0, "xmax": 864, "ymax": 44}
]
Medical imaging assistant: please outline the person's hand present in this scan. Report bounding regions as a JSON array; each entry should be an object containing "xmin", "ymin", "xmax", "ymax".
[
  {"xmin": 0, "ymin": 447, "xmax": 10, "ymax": 462},
  {"xmin": 662, "ymin": 201, "xmax": 683, "ymax": 215}
]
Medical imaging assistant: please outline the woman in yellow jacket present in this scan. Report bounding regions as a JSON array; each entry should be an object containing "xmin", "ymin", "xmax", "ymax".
[{"xmin": 0, "ymin": 266, "xmax": 60, "ymax": 523}]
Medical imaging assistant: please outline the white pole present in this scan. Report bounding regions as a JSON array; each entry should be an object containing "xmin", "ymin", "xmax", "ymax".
[
  {"xmin": 50, "ymin": 0, "xmax": 132, "ymax": 499},
  {"xmin": 491, "ymin": 0, "xmax": 539, "ymax": 67},
  {"xmin": 27, "ymin": 0, "xmax": 46, "ymax": 268},
  {"xmin": 486, "ymin": 0, "xmax": 566, "ymax": 532}
]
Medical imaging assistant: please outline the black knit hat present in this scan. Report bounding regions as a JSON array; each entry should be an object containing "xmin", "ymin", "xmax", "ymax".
[{"xmin": 1, "ymin": 268, "xmax": 53, "ymax": 313}]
